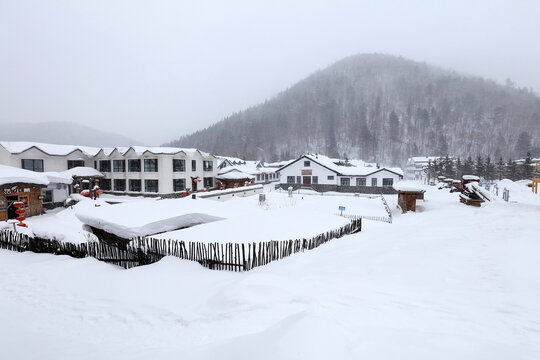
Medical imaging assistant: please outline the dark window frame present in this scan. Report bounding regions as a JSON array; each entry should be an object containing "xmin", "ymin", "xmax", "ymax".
[
  {"xmin": 129, "ymin": 179, "xmax": 141, "ymax": 192},
  {"xmin": 67, "ymin": 160, "xmax": 85, "ymax": 169},
  {"xmin": 203, "ymin": 160, "xmax": 213, "ymax": 172},
  {"xmin": 382, "ymin": 178, "xmax": 394, "ymax": 187},
  {"xmin": 304, "ymin": 160, "xmax": 310, "ymax": 167},
  {"xmin": 173, "ymin": 159, "xmax": 185, "ymax": 172},
  {"xmin": 340, "ymin": 178, "xmax": 350, "ymax": 186},
  {"xmin": 144, "ymin": 158, "xmax": 158, "ymax": 172},
  {"xmin": 287, "ymin": 176, "xmax": 295, "ymax": 184},
  {"xmin": 113, "ymin": 160, "xmax": 126, "ymax": 172},
  {"xmin": 99, "ymin": 160, "xmax": 111, "ymax": 173},
  {"xmin": 191, "ymin": 160, "xmax": 197, "ymax": 171},
  {"xmin": 145, "ymin": 179, "xmax": 159, "ymax": 193},
  {"xmin": 114, "ymin": 179, "xmax": 126, "ymax": 191},
  {"xmin": 173, "ymin": 178, "xmax": 186, "ymax": 192},
  {"xmin": 21, "ymin": 159, "xmax": 44, "ymax": 172},
  {"xmin": 128, "ymin": 159, "xmax": 141, "ymax": 172}
]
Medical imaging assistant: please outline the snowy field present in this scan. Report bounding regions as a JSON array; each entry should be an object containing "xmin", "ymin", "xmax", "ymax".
[
  {"xmin": 0, "ymin": 182, "xmax": 539, "ymax": 359},
  {"xmin": 1, "ymin": 190, "xmax": 388, "ymax": 244}
]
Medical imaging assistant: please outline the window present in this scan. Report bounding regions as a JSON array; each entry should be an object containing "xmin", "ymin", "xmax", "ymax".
[
  {"xmin": 256, "ymin": 174, "xmax": 261, "ymax": 181},
  {"xmin": 94, "ymin": 160, "xmax": 97, "ymax": 169},
  {"xmin": 203, "ymin": 160, "xmax": 213, "ymax": 172},
  {"xmin": 129, "ymin": 179, "xmax": 141, "ymax": 192},
  {"xmin": 296, "ymin": 176, "xmax": 301, "ymax": 184},
  {"xmin": 144, "ymin": 159, "xmax": 158, "ymax": 172},
  {"xmin": 21, "ymin": 159, "xmax": 43, "ymax": 172},
  {"xmin": 99, "ymin": 160, "xmax": 111, "ymax": 172},
  {"xmin": 114, "ymin": 179, "xmax": 126, "ymax": 191},
  {"xmin": 203, "ymin": 177, "xmax": 213, "ymax": 188},
  {"xmin": 327, "ymin": 175, "xmax": 334, "ymax": 180},
  {"xmin": 67, "ymin": 160, "xmax": 85, "ymax": 169},
  {"xmin": 312, "ymin": 176, "xmax": 318, "ymax": 184},
  {"xmin": 113, "ymin": 160, "xmax": 125, "ymax": 172},
  {"xmin": 304, "ymin": 160, "xmax": 310, "ymax": 167},
  {"xmin": 356, "ymin": 178, "xmax": 366, "ymax": 186},
  {"xmin": 371, "ymin": 178, "xmax": 378, "ymax": 186},
  {"xmin": 128, "ymin": 159, "xmax": 141, "ymax": 172},
  {"xmin": 383, "ymin": 178, "xmax": 394, "ymax": 187},
  {"xmin": 191, "ymin": 160, "xmax": 197, "ymax": 171},
  {"xmin": 100, "ymin": 179, "xmax": 111, "ymax": 190},
  {"xmin": 145, "ymin": 179, "xmax": 159, "ymax": 193},
  {"xmin": 340, "ymin": 178, "xmax": 350, "ymax": 186},
  {"xmin": 287, "ymin": 176, "xmax": 295, "ymax": 183},
  {"xmin": 42, "ymin": 190, "xmax": 53, "ymax": 203},
  {"xmin": 173, "ymin": 179, "xmax": 186, "ymax": 192},
  {"xmin": 173, "ymin": 159, "xmax": 185, "ymax": 172}
]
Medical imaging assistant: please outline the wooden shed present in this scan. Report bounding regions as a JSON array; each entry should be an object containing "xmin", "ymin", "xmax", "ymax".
[
  {"xmin": 0, "ymin": 165, "xmax": 49, "ymax": 221},
  {"xmin": 216, "ymin": 169, "xmax": 255, "ymax": 189},
  {"xmin": 393, "ymin": 181, "xmax": 426, "ymax": 213}
]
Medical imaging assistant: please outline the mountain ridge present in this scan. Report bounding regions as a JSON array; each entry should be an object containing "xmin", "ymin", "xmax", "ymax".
[{"xmin": 168, "ymin": 53, "xmax": 540, "ymax": 164}]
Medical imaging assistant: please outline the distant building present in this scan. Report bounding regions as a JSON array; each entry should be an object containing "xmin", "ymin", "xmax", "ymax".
[
  {"xmin": 0, "ymin": 142, "xmax": 219, "ymax": 196},
  {"xmin": 277, "ymin": 154, "xmax": 403, "ymax": 193},
  {"xmin": 405, "ymin": 157, "xmax": 442, "ymax": 181}
]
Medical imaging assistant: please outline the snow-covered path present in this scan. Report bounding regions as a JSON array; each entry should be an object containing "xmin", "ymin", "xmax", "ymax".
[{"xmin": 0, "ymin": 188, "xmax": 539, "ymax": 359}]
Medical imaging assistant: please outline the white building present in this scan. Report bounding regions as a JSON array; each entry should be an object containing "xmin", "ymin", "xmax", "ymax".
[
  {"xmin": 278, "ymin": 154, "xmax": 403, "ymax": 191},
  {"xmin": 405, "ymin": 156, "xmax": 442, "ymax": 181},
  {"xmin": 0, "ymin": 142, "xmax": 219, "ymax": 196},
  {"xmin": 217, "ymin": 157, "xmax": 280, "ymax": 184}
]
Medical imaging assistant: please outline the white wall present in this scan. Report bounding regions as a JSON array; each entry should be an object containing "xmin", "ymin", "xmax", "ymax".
[{"xmin": 279, "ymin": 157, "xmax": 338, "ymax": 185}]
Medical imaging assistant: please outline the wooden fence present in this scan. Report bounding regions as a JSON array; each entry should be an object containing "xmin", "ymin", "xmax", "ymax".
[
  {"xmin": 335, "ymin": 213, "xmax": 391, "ymax": 223},
  {"xmin": 0, "ymin": 218, "xmax": 361, "ymax": 271}
]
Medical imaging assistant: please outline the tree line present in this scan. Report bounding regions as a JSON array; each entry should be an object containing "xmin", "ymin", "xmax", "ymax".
[{"xmin": 425, "ymin": 152, "xmax": 538, "ymax": 182}]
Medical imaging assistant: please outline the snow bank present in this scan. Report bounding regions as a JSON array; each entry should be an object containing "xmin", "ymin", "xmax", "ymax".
[{"xmin": 75, "ymin": 198, "xmax": 229, "ymax": 239}]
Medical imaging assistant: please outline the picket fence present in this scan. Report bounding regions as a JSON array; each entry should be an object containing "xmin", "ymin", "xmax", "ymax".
[{"xmin": 0, "ymin": 218, "xmax": 361, "ymax": 271}]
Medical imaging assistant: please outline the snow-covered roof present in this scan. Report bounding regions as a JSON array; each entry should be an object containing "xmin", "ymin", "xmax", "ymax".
[
  {"xmin": 285, "ymin": 154, "xmax": 403, "ymax": 177},
  {"xmin": 462, "ymin": 175, "xmax": 480, "ymax": 181},
  {"xmin": 44, "ymin": 172, "xmax": 73, "ymax": 185},
  {"xmin": 217, "ymin": 169, "xmax": 256, "ymax": 180},
  {"xmin": 0, "ymin": 164, "xmax": 49, "ymax": 187},
  {"xmin": 62, "ymin": 167, "xmax": 104, "ymax": 178},
  {"xmin": 393, "ymin": 181, "xmax": 426, "ymax": 192},
  {"xmin": 75, "ymin": 198, "xmax": 227, "ymax": 239},
  {"xmin": 0, "ymin": 141, "xmax": 102, "ymax": 157}
]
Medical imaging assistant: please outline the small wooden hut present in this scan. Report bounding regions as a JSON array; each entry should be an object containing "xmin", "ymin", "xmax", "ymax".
[
  {"xmin": 216, "ymin": 169, "xmax": 255, "ymax": 189},
  {"xmin": 0, "ymin": 165, "xmax": 49, "ymax": 221},
  {"xmin": 393, "ymin": 181, "xmax": 426, "ymax": 213}
]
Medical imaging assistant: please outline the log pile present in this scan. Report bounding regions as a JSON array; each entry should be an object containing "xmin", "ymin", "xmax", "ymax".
[{"xmin": 459, "ymin": 182, "xmax": 491, "ymax": 207}]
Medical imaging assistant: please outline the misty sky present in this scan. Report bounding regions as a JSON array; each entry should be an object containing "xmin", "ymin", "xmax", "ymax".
[{"xmin": 1, "ymin": 0, "xmax": 539, "ymax": 145}]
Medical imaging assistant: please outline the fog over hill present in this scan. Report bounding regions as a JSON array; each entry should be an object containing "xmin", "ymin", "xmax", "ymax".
[
  {"xmin": 0, "ymin": 121, "xmax": 140, "ymax": 147},
  {"xmin": 167, "ymin": 54, "xmax": 540, "ymax": 164}
]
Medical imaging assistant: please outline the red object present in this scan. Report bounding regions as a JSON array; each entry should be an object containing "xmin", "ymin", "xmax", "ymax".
[
  {"xmin": 198, "ymin": 179, "xmax": 202, "ymax": 182},
  {"xmin": 81, "ymin": 190, "xmax": 90, "ymax": 197},
  {"xmin": 15, "ymin": 209, "xmax": 25, "ymax": 215},
  {"xmin": 16, "ymin": 216, "xmax": 26, "ymax": 222},
  {"xmin": 13, "ymin": 202, "xmax": 24, "ymax": 208},
  {"xmin": 220, "ymin": 187, "xmax": 223, "ymax": 190},
  {"xmin": 96, "ymin": 189, "xmax": 104, "ymax": 195},
  {"xmin": 183, "ymin": 192, "xmax": 188, "ymax": 196},
  {"xmin": 16, "ymin": 223, "xmax": 27, "ymax": 227},
  {"xmin": 204, "ymin": 189, "xmax": 207, "ymax": 192}
]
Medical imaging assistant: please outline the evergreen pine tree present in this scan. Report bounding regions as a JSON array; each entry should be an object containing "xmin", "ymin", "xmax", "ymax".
[
  {"xmin": 462, "ymin": 156, "xmax": 474, "ymax": 175},
  {"xmin": 520, "ymin": 152, "xmax": 533, "ymax": 180},
  {"xmin": 505, "ymin": 160, "xmax": 518, "ymax": 181},
  {"xmin": 496, "ymin": 157, "xmax": 505, "ymax": 180},
  {"xmin": 443, "ymin": 155, "xmax": 454, "ymax": 178},
  {"xmin": 475, "ymin": 155, "xmax": 485, "ymax": 177},
  {"xmin": 484, "ymin": 155, "xmax": 496, "ymax": 181},
  {"xmin": 455, "ymin": 157, "xmax": 462, "ymax": 179}
]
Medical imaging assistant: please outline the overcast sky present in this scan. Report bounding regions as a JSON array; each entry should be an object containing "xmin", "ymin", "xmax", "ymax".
[{"xmin": 1, "ymin": 0, "xmax": 539, "ymax": 145}]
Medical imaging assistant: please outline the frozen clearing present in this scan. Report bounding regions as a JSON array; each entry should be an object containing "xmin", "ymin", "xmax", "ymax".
[{"xmin": 0, "ymin": 184, "xmax": 539, "ymax": 359}]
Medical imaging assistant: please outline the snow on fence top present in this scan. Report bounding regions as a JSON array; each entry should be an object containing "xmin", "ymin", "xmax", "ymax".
[
  {"xmin": 0, "ymin": 164, "xmax": 49, "ymax": 187},
  {"xmin": 392, "ymin": 180, "xmax": 426, "ymax": 192},
  {"xmin": 198, "ymin": 184, "xmax": 264, "ymax": 197},
  {"xmin": 74, "ymin": 198, "xmax": 229, "ymax": 239}
]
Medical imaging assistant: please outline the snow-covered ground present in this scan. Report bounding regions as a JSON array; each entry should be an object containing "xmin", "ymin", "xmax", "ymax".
[{"xmin": 0, "ymin": 182, "xmax": 539, "ymax": 359}]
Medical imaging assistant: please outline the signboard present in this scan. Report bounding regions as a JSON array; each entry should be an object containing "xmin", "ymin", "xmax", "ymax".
[
  {"xmin": 338, "ymin": 206, "xmax": 346, "ymax": 211},
  {"xmin": 301, "ymin": 169, "xmax": 312, "ymax": 175}
]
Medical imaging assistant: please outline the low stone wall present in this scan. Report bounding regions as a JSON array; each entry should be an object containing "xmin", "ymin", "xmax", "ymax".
[{"xmin": 275, "ymin": 183, "xmax": 397, "ymax": 194}]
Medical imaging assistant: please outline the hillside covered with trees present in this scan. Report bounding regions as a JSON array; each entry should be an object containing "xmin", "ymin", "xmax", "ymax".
[{"xmin": 168, "ymin": 54, "xmax": 540, "ymax": 165}]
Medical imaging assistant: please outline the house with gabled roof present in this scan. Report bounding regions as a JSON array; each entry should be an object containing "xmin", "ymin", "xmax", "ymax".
[{"xmin": 277, "ymin": 154, "xmax": 403, "ymax": 193}]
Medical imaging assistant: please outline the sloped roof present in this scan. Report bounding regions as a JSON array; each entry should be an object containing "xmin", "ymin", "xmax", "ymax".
[
  {"xmin": 0, "ymin": 141, "xmax": 101, "ymax": 157},
  {"xmin": 0, "ymin": 164, "xmax": 49, "ymax": 187}
]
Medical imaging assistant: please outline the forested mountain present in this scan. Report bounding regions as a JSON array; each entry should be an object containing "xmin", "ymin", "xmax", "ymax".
[{"xmin": 167, "ymin": 54, "xmax": 540, "ymax": 165}]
